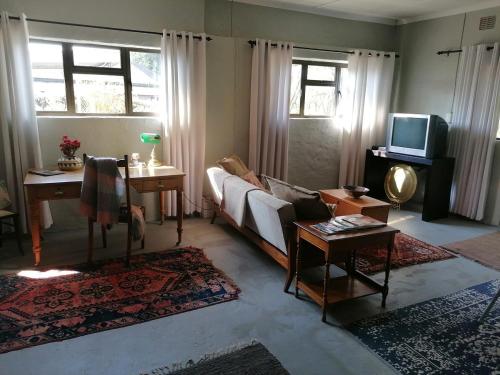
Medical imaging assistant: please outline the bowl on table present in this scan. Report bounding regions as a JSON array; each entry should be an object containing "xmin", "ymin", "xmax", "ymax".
[{"xmin": 342, "ymin": 185, "xmax": 370, "ymax": 199}]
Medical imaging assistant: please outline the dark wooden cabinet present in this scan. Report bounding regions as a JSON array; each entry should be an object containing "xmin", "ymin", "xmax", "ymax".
[{"xmin": 363, "ymin": 149, "xmax": 455, "ymax": 222}]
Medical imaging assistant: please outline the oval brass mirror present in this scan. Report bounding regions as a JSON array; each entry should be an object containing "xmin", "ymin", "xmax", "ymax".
[{"xmin": 384, "ymin": 164, "xmax": 417, "ymax": 204}]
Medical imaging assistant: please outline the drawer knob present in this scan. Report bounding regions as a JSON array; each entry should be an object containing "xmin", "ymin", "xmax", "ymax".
[
  {"xmin": 54, "ymin": 190, "xmax": 64, "ymax": 196},
  {"xmin": 158, "ymin": 183, "xmax": 165, "ymax": 188}
]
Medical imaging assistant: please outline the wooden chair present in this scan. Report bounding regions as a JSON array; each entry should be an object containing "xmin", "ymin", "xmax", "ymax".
[
  {"xmin": 0, "ymin": 181, "xmax": 23, "ymax": 255},
  {"xmin": 83, "ymin": 155, "xmax": 145, "ymax": 265}
]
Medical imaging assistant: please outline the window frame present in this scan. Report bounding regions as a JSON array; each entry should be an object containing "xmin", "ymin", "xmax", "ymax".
[
  {"xmin": 290, "ymin": 59, "xmax": 347, "ymax": 119},
  {"xmin": 30, "ymin": 38, "xmax": 161, "ymax": 117}
]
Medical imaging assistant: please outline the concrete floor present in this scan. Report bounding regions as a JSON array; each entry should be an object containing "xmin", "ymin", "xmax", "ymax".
[{"xmin": 0, "ymin": 209, "xmax": 498, "ymax": 375}]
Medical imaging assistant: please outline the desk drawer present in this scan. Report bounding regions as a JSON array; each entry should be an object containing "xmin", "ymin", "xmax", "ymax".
[
  {"xmin": 141, "ymin": 178, "xmax": 179, "ymax": 192},
  {"xmin": 36, "ymin": 184, "xmax": 81, "ymax": 200}
]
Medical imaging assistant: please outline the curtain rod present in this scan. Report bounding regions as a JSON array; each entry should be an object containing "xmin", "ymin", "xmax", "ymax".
[
  {"xmin": 437, "ymin": 46, "xmax": 494, "ymax": 55},
  {"xmin": 2, "ymin": 14, "xmax": 212, "ymax": 41},
  {"xmin": 247, "ymin": 40, "xmax": 399, "ymax": 58}
]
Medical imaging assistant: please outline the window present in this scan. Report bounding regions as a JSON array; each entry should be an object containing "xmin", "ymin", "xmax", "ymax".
[
  {"xmin": 29, "ymin": 40, "xmax": 161, "ymax": 116},
  {"xmin": 290, "ymin": 60, "xmax": 347, "ymax": 118}
]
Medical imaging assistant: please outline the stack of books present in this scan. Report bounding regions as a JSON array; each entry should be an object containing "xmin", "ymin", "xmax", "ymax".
[{"xmin": 311, "ymin": 214, "xmax": 386, "ymax": 235}]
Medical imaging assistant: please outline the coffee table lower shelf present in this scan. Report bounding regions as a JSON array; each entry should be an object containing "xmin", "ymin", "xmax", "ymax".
[{"xmin": 297, "ymin": 275, "xmax": 381, "ymax": 307}]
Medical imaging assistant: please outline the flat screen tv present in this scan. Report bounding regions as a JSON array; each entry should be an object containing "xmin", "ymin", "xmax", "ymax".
[{"xmin": 386, "ymin": 113, "xmax": 448, "ymax": 159}]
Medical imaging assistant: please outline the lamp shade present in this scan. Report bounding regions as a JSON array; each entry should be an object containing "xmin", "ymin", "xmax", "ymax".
[{"xmin": 140, "ymin": 133, "xmax": 161, "ymax": 145}]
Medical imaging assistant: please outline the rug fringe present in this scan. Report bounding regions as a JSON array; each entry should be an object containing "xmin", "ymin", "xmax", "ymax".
[{"xmin": 140, "ymin": 339, "xmax": 259, "ymax": 375}]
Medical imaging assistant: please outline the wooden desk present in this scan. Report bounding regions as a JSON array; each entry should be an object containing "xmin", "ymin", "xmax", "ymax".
[
  {"xmin": 24, "ymin": 166, "xmax": 185, "ymax": 266},
  {"xmin": 294, "ymin": 221, "xmax": 399, "ymax": 323}
]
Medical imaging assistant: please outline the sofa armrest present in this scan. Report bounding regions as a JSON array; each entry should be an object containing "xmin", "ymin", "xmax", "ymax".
[
  {"xmin": 246, "ymin": 190, "xmax": 296, "ymax": 254},
  {"xmin": 207, "ymin": 166, "xmax": 232, "ymax": 206}
]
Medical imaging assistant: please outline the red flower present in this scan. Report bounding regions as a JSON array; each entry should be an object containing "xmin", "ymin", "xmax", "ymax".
[{"xmin": 59, "ymin": 135, "xmax": 81, "ymax": 157}]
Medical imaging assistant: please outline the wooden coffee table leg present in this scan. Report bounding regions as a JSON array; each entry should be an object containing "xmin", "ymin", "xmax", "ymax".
[
  {"xmin": 295, "ymin": 236, "xmax": 301, "ymax": 298},
  {"xmin": 382, "ymin": 234, "xmax": 394, "ymax": 308},
  {"xmin": 322, "ymin": 261, "xmax": 330, "ymax": 322}
]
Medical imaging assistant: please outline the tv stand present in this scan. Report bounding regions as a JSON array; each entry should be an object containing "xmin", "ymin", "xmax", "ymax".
[{"xmin": 363, "ymin": 150, "xmax": 455, "ymax": 221}]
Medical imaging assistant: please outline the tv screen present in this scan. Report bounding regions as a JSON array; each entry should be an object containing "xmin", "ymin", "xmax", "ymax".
[{"xmin": 391, "ymin": 117, "xmax": 428, "ymax": 150}]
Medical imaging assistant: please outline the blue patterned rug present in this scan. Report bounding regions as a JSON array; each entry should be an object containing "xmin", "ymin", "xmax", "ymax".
[{"xmin": 349, "ymin": 280, "xmax": 499, "ymax": 375}]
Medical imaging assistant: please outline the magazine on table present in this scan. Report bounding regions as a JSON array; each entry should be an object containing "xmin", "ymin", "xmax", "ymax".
[
  {"xmin": 311, "ymin": 214, "xmax": 386, "ymax": 235},
  {"xmin": 28, "ymin": 169, "xmax": 65, "ymax": 176}
]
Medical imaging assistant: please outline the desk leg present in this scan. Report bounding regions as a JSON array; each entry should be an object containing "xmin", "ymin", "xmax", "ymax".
[
  {"xmin": 382, "ymin": 234, "xmax": 394, "ymax": 308},
  {"xmin": 176, "ymin": 189, "xmax": 183, "ymax": 245},
  {"xmin": 159, "ymin": 191, "xmax": 164, "ymax": 225},
  {"xmin": 28, "ymin": 195, "xmax": 42, "ymax": 266}
]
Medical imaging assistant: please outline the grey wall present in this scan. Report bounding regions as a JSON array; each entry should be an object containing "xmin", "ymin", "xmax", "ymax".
[
  {"xmin": 205, "ymin": 0, "xmax": 397, "ymax": 51},
  {"xmin": 288, "ymin": 119, "xmax": 342, "ymax": 190},
  {"xmin": 396, "ymin": 5, "xmax": 500, "ymax": 121},
  {"xmin": 396, "ymin": 6, "xmax": 500, "ymax": 225},
  {"xmin": 2, "ymin": 0, "xmax": 205, "ymax": 33},
  {"xmin": 395, "ymin": 15, "xmax": 464, "ymax": 119}
]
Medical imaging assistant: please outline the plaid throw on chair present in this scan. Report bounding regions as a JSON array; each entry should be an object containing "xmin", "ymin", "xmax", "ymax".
[{"xmin": 80, "ymin": 157, "xmax": 125, "ymax": 225}]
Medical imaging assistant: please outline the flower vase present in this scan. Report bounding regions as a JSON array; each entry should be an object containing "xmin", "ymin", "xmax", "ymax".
[{"xmin": 57, "ymin": 155, "xmax": 83, "ymax": 171}]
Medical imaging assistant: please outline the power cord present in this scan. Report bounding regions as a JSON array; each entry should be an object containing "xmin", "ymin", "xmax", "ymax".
[{"xmin": 181, "ymin": 192, "xmax": 214, "ymax": 213}]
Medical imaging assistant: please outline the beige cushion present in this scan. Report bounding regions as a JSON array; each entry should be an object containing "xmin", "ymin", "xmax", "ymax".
[
  {"xmin": 262, "ymin": 175, "xmax": 331, "ymax": 220},
  {"xmin": 216, "ymin": 154, "xmax": 250, "ymax": 177},
  {"xmin": 0, "ymin": 180, "xmax": 11, "ymax": 210},
  {"xmin": 0, "ymin": 210, "xmax": 15, "ymax": 218}
]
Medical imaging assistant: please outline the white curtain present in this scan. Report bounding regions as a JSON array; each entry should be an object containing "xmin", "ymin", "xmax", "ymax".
[
  {"xmin": 0, "ymin": 12, "xmax": 52, "ymax": 231},
  {"xmin": 338, "ymin": 50, "xmax": 396, "ymax": 186},
  {"xmin": 448, "ymin": 43, "xmax": 500, "ymax": 221},
  {"xmin": 160, "ymin": 31, "xmax": 206, "ymax": 215},
  {"xmin": 249, "ymin": 39, "xmax": 293, "ymax": 181}
]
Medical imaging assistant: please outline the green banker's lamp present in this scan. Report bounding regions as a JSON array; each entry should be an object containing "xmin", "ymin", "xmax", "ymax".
[{"xmin": 140, "ymin": 133, "xmax": 161, "ymax": 167}]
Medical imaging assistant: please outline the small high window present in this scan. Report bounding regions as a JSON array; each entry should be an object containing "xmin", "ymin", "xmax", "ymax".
[{"xmin": 290, "ymin": 60, "xmax": 347, "ymax": 118}]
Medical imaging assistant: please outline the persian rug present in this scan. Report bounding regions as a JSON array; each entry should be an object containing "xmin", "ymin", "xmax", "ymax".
[
  {"xmin": 0, "ymin": 247, "xmax": 240, "ymax": 354},
  {"xmin": 442, "ymin": 232, "xmax": 500, "ymax": 271},
  {"xmin": 141, "ymin": 342, "xmax": 289, "ymax": 375},
  {"xmin": 348, "ymin": 279, "xmax": 500, "ymax": 375},
  {"xmin": 357, "ymin": 233, "xmax": 455, "ymax": 274}
]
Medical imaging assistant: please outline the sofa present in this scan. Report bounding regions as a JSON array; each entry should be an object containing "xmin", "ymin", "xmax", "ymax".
[{"xmin": 207, "ymin": 167, "xmax": 299, "ymax": 291}]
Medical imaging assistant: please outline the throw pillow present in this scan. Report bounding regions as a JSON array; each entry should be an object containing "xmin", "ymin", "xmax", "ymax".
[
  {"xmin": 262, "ymin": 176, "xmax": 331, "ymax": 220},
  {"xmin": 241, "ymin": 170, "xmax": 265, "ymax": 189},
  {"xmin": 0, "ymin": 180, "xmax": 11, "ymax": 210},
  {"xmin": 216, "ymin": 154, "xmax": 250, "ymax": 177}
]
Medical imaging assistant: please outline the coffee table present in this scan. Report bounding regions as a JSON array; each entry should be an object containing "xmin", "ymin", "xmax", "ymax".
[
  {"xmin": 294, "ymin": 220, "xmax": 399, "ymax": 323},
  {"xmin": 320, "ymin": 189, "xmax": 391, "ymax": 223}
]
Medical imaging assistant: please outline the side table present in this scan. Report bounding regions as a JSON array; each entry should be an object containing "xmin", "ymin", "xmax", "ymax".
[{"xmin": 294, "ymin": 220, "xmax": 399, "ymax": 323}]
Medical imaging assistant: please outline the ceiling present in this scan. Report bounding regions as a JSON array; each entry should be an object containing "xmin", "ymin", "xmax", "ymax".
[{"xmin": 235, "ymin": 0, "xmax": 500, "ymax": 24}]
